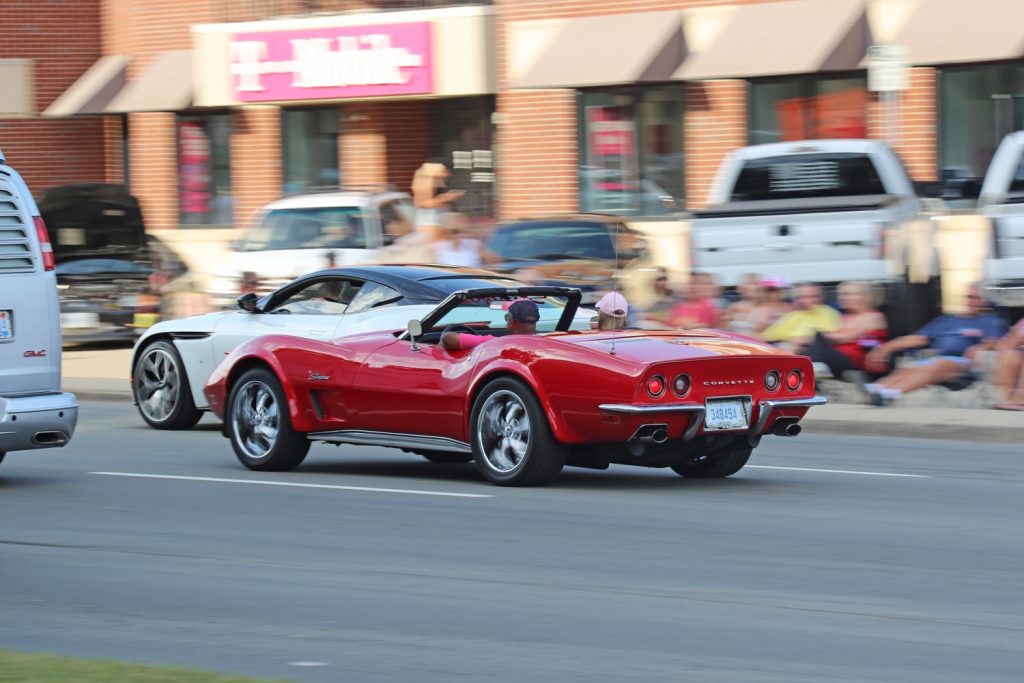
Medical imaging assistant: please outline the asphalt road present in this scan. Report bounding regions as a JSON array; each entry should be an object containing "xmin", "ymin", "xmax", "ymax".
[{"xmin": 2, "ymin": 400, "xmax": 1022, "ymax": 683}]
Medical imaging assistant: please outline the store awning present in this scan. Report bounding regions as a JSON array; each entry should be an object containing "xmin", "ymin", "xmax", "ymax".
[
  {"xmin": 43, "ymin": 55, "xmax": 129, "ymax": 117},
  {"xmin": 106, "ymin": 50, "xmax": 192, "ymax": 113},
  {"xmin": 887, "ymin": 0, "xmax": 1024, "ymax": 65},
  {"xmin": 513, "ymin": 11, "xmax": 686, "ymax": 89},
  {"xmin": 0, "ymin": 59, "xmax": 34, "ymax": 117},
  {"xmin": 674, "ymin": 0, "xmax": 867, "ymax": 80}
]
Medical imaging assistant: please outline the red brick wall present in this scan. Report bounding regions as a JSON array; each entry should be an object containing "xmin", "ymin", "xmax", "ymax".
[
  {"xmin": 496, "ymin": 91, "xmax": 579, "ymax": 218},
  {"xmin": 684, "ymin": 80, "xmax": 747, "ymax": 209},
  {"xmin": 102, "ymin": 0, "xmax": 220, "ymax": 229},
  {"xmin": 340, "ymin": 104, "xmax": 389, "ymax": 187},
  {"xmin": 232, "ymin": 107, "xmax": 282, "ymax": 227},
  {"xmin": 0, "ymin": 0, "xmax": 106, "ymax": 197},
  {"xmin": 492, "ymin": 1, "xmax": 773, "ymax": 218},
  {"xmin": 339, "ymin": 100, "xmax": 432, "ymax": 192},
  {"xmin": 893, "ymin": 67, "xmax": 937, "ymax": 182},
  {"xmin": 382, "ymin": 100, "xmax": 433, "ymax": 191}
]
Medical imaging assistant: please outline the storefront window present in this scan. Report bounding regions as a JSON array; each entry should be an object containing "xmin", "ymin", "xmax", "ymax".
[
  {"xmin": 282, "ymin": 107, "xmax": 340, "ymax": 194},
  {"xmin": 578, "ymin": 87, "xmax": 684, "ymax": 216},
  {"xmin": 939, "ymin": 63, "xmax": 1024, "ymax": 183},
  {"xmin": 177, "ymin": 113, "xmax": 232, "ymax": 226},
  {"xmin": 433, "ymin": 96, "xmax": 496, "ymax": 219},
  {"xmin": 749, "ymin": 74, "xmax": 868, "ymax": 145}
]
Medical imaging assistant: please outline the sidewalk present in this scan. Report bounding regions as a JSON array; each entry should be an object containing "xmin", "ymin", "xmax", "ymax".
[{"xmin": 62, "ymin": 347, "xmax": 1023, "ymax": 444}]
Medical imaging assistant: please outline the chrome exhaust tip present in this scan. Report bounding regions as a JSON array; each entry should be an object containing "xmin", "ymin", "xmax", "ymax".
[{"xmin": 32, "ymin": 431, "xmax": 69, "ymax": 447}]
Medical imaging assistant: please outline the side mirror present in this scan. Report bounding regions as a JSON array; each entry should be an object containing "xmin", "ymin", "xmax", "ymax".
[
  {"xmin": 407, "ymin": 319, "xmax": 423, "ymax": 351},
  {"xmin": 237, "ymin": 292, "xmax": 260, "ymax": 313}
]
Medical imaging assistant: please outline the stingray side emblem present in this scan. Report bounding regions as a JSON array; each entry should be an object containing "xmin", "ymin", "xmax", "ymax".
[{"xmin": 308, "ymin": 371, "xmax": 330, "ymax": 381}]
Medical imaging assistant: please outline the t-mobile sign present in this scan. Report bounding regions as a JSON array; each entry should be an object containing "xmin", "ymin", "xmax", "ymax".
[{"xmin": 230, "ymin": 22, "xmax": 433, "ymax": 101}]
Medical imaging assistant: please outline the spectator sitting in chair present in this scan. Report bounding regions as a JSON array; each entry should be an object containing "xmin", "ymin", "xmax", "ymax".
[
  {"xmin": 993, "ymin": 317, "xmax": 1024, "ymax": 411},
  {"xmin": 862, "ymin": 283, "xmax": 1007, "ymax": 406},
  {"xmin": 759, "ymin": 282, "xmax": 840, "ymax": 353},
  {"xmin": 791, "ymin": 280, "xmax": 888, "ymax": 380}
]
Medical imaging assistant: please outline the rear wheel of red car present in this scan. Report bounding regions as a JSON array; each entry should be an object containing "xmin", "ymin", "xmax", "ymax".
[
  {"xmin": 671, "ymin": 445, "xmax": 752, "ymax": 479},
  {"xmin": 132, "ymin": 340, "xmax": 203, "ymax": 430},
  {"xmin": 227, "ymin": 368, "xmax": 310, "ymax": 472},
  {"xmin": 470, "ymin": 377, "xmax": 566, "ymax": 486}
]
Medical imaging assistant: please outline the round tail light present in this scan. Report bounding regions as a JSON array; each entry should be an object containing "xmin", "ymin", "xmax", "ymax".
[
  {"xmin": 672, "ymin": 373, "xmax": 691, "ymax": 397},
  {"xmin": 764, "ymin": 370, "xmax": 780, "ymax": 392},
  {"xmin": 786, "ymin": 369, "xmax": 803, "ymax": 391},
  {"xmin": 647, "ymin": 375, "xmax": 666, "ymax": 398}
]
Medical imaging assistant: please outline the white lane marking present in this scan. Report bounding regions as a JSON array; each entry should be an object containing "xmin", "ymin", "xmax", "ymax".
[
  {"xmin": 90, "ymin": 472, "xmax": 495, "ymax": 498},
  {"xmin": 747, "ymin": 465, "xmax": 928, "ymax": 478}
]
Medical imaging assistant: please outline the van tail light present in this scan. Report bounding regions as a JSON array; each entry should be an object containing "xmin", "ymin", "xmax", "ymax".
[{"xmin": 33, "ymin": 216, "xmax": 55, "ymax": 271}]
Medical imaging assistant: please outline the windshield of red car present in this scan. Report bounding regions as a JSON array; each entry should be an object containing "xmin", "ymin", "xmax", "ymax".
[{"xmin": 431, "ymin": 294, "xmax": 572, "ymax": 334}]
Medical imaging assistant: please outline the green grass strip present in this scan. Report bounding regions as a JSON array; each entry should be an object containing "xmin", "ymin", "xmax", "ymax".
[{"xmin": 0, "ymin": 650, "xmax": 289, "ymax": 682}]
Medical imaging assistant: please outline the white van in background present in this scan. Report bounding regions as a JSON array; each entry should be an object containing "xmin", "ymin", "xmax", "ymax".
[{"xmin": 0, "ymin": 146, "xmax": 78, "ymax": 465}]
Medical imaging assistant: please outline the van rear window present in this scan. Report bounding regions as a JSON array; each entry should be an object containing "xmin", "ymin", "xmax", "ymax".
[{"xmin": 730, "ymin": 153, "xmax": 886, "ymax": 201}]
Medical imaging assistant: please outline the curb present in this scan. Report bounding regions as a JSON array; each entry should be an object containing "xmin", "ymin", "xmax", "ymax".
[{"xmin": 799, "ymin": 418, "xmax": 1021, "ymax": 445}]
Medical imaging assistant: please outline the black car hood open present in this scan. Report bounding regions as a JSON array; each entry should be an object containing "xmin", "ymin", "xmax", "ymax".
[{"xmin": 38, "ymin": 183, "xmax": 150, "ymax": 265}]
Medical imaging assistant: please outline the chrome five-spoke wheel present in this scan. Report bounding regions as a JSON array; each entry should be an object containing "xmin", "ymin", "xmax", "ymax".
[
  {"xmin": 477, "ymin": 389, "xmax": 532, "ymax": 474},
  {"xmin": 470, "ymin": 377, "xmax": 565, "ymax": 486},
  {"xmin": 132, "ymin": 340, "xmax": 203, "ymax": 430},
  {"xmin": 232, "ymin": 379, "xmax": 280, "ymax": 463},
  {"xmin": 227, "ymin": 368, "xmax": 309, "ymax": 471}
]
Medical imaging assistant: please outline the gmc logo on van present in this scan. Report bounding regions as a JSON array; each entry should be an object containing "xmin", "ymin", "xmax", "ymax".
[{"xmin": 24, "ymin": 350, "xmax": 47, "ymax": 358}]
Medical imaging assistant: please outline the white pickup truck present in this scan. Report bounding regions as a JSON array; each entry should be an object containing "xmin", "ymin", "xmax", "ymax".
[
  {"xmin": 979, "ymin": 131, "xmax": 1024, "ymax": 312},
  {"xmin": 689, "ymin": 139, "xmax": 942, "ymax": 336}
]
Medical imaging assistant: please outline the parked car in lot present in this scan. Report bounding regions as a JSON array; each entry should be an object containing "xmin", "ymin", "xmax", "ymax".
[
  {"xmin": 690, "ymin": 139, "xmax": 944, "ymax": 336},
  {"xmin": 204, "ymin": 285, "xmax": 825, "ymax": 486},
  {"xmin": 0, "ymin": 146, "xmax": 78, "ymax": 464},
  {"xmin": 38, "ymin": 183, "xmax": 159, "ymax": 345},
  {"xmin": 484, "ymin": 215, "xmax": 652, "ymax": 306},
  {"xmin": 978, "ymin": 131, "xmax": 1024, "ymax": 315},
  {"xmin": 206, "ymin": 187, "xmax": 414, "ymax": 308},
  {"xmin": 131, "ymin": 264, "xmax": 592, "ymax": 431}
]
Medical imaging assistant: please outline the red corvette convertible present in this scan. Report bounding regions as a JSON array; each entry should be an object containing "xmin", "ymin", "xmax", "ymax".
[{"xmin": 203, "ymin": 283, "xmax": 826, "ymax": 486}]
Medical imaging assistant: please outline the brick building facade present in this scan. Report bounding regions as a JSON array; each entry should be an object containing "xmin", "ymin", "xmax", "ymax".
[{"xmin": 1, "ymin": 0, "xmax": 1021, "ymax": 230}]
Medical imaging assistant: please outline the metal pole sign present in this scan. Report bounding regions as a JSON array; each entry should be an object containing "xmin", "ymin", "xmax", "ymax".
[
  {"xmin": 868, "ymin": 44, "xmax": 909, "ymax": 146},
  {"xmin": 868, "ymin": 44, "xmax": 909, "ymax": 92}
]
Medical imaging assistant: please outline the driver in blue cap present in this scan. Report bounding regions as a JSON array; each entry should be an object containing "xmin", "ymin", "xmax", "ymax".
[{"xmin": 441, "ymin": 298, "xmax": 540, "ymax": 351}]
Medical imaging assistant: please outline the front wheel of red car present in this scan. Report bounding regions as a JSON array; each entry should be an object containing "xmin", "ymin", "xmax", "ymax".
[
  {"xmin": 227, "ymin": 368, "xmax": 310, "ymax": 472},
  {"xmin": 671, "ymin": 445, "xmax": 752, "ymax": 479},
  {"xmin": 470, "ymin": 377, "xmax": 566, "ymax": 486}
]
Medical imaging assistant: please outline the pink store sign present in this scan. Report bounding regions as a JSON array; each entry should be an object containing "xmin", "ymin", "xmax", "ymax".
[{"xmin": 230, "ymin": 22, "xmax": 433, "ymax": 101}]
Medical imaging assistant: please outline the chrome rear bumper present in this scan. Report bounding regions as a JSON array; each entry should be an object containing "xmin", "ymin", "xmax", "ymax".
[{"xmin": 0, "ymin": 391, "xmax": 78, "ymax": 455}]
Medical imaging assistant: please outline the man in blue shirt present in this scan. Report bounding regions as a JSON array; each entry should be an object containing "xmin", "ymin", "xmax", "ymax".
[{"xmin": 863, "ymin": 283, "xmax": 1007, "ymax": 405}]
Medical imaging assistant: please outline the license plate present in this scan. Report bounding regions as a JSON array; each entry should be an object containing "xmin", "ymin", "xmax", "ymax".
[
  {"xmin": 704, "ymin": 398, "xmax": 750, "ymax": 431},
  {"xmin": 0, "ymin": 309, "xmax": 12, "ymax": 340},
  {"xmin": 61, "ymin": 311, "xmax": 99, "ymax": 329}
]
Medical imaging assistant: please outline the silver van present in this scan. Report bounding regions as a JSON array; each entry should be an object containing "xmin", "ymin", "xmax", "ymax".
[{"xmin": 0, "ymin": 146, "xmax": 78, "ymax": 465}]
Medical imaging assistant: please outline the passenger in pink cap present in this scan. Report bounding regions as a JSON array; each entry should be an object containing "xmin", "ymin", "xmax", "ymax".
[{"xmin": 593, "ymin": 291, "xmax": 630, "ymax": 331}]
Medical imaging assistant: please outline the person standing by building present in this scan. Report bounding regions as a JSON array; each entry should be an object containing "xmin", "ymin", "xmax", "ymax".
[{"xmin": 412, "ymin": 160, "xmax": 464, "ymax": 242}]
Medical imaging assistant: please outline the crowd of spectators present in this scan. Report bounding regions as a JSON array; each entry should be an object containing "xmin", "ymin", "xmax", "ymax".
[{"xmin": 620, "ymin": 271, "xmax": 1022, "ymax": 409}]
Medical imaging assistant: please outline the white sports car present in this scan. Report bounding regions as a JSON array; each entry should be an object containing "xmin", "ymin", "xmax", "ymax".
[{"xmin": 131, "ymin": 264, "xmax": 592, "ymax": 430}]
